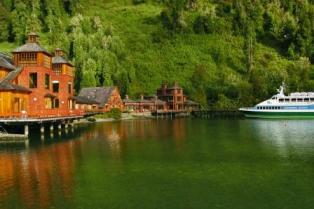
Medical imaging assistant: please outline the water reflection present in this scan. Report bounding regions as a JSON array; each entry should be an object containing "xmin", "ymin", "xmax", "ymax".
[
  {"xmin": 0, "ymin": 119, "xmax": 188, "ymax": 209},
  {"xmin": 1, "ymin": 119, "xmax": 314, "ymax": 209},
  {"xmin": 249, "ymin": 119, "xmax": 314, "ymax": 156},
  {"xmin": 88, "ymin": 119, "xmax": 188, "ymax": 156},
  {"xmin": 0, "ymin": 140, "xmax": 80, "ymax": 209}
]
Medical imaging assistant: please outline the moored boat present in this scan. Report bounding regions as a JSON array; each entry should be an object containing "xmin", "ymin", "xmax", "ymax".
[{"xmin": 239, "ymin": 84, "xmax": 314, "ymax": 119}]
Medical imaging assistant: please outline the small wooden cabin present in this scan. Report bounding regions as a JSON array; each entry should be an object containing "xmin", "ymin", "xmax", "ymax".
[{"xmin": 78, "ymin": 87, "xmax": 124, "ymax": 112}]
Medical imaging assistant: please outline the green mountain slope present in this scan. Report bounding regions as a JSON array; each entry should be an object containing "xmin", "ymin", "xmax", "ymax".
[{"xmin": 0, "ymin": 0, "xmax": 313, "ymax": 109}]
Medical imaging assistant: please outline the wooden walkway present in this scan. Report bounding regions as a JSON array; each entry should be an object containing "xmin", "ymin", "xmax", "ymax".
[
  {"xmin": 0, "ymin": 115, "xmax": 83, "ymax": 124},
  {"xmin": 0, "ymin": 133, "xmax": 28, "ymax": 144},
  {"xmin": 191, "ymin": 110, "xmax": 243, "ymax": 118},
  {"xmin": 151, "ymin": 110, "xmax": 190, "ymax": 118}
]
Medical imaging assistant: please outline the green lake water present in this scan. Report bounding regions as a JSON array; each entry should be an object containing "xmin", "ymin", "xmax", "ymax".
[{"xmin": 1, "ymin": 118, "xmax": 314, "ymax": 209}]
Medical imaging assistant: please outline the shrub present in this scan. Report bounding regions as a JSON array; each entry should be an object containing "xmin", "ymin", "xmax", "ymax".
[
  {"xmin": 108, "ymin": 108, "xmax": 122, "ymax": 120},
  {"xmin": 87, "ymin": 117, "xmax": 96, "ymax": 122}
]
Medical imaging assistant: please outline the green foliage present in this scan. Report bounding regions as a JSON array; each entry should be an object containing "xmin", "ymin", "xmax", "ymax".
[
  {"xmin": 108, "ymin": 108, "xmax": 122, "ymax": 120},
  {"xmin": 160, "ymin": 0, "xmax": 187, "ymax": 32},
  {"xmin": 95, "ymin": 108, "xmax": 122, "ymax": 120}
]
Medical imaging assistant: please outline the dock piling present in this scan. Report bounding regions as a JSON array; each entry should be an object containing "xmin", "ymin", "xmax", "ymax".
[{"xmin": 24, "ymin": 125, "xmax": 29, "ymax": 137}]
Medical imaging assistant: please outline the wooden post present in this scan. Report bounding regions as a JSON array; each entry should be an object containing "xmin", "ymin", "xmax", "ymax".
[
  {"xmin": 40, "ymin": 124, "xmax": 45, "ymax": 134},
  {"xmin": 40, "ymin": 124, "xmax": 45, "ymax": 141},
  {"xmin": 50, "ymin": 124, "xmax": 54, "ymax": 138},
  {"xmin": 24, "ymin": 124, "xmax": 29, "ymax": 137},
  {"xmin": 50, "ymin": 124, "xmax": 54, "ymax": 132}
]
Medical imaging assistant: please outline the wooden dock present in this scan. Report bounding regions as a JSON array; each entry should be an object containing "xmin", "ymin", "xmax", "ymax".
[
  {"xmin": 0, "ymin": 133, "xmax": 28, "ymax": 144},
  {"xmin": 0, "ymin": 115, "xmax": 85, "ymax": 143},
  {"xmin": 191, "ymin": 110, "xmax": 244, "ymax": 118},
  {"xmin": 151, "ymin": 110, "xmax": 190, "ymax": 118}
]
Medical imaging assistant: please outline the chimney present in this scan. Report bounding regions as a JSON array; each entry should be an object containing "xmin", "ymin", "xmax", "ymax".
[
  {"xmin": 27, "ymin": 32, "xmax": 39, "ymax": 43},
  {"xmin": 125, "ymin": 95, "xmax": 129, "ymax": 100},
  {"xmin": 55, "ymin": 48, "xmax": 63, "ymax": 57},
  {"xmin": 140, "ymin": 95, "xmax": 144, "ymax": 100}
]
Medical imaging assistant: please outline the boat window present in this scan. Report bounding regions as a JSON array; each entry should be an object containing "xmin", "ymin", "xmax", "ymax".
[
  {"xmin": 291, "ymin": 98, "xmax": 296, "ymax": 102},
  {"xmin": 279, "ymin": 99, "xmax": 284, "ymax": 102},
  {"xmin": 284, "ymin": 99, "xmax": 289, "ymax": 102},
  {"xmin": 304, "ymin": 98, "xmax": 310, "ymax": 102},
  {"xmin": 297, "ymin": 98, "xmax": 303, "ymax": 102},
  {"xmin": 311, "ymin": 98, "xmax": 314, "ymax": 101}
]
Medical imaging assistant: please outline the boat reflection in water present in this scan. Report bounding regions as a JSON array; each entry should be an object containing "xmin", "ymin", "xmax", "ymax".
[{"xmin": 248, "ymin": 119, "xmax": 314, "ymax": 156}]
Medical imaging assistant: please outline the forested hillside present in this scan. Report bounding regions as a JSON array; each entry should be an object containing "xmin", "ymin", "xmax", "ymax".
[{"xmin": 0, "ymin": 0, "xmax": 313, "ymax": 109}]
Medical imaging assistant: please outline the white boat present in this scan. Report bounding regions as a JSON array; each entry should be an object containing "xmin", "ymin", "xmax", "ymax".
[{"xmin": 239, "ymin": 83, "xmax": 314, "ymax": 118}]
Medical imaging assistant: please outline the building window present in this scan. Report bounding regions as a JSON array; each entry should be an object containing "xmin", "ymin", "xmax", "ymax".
[
  {"xmin": 19, "ymin": 53, "xmax": 37, "ymax": 62},
  {"xmin": 53, "ymin": 64, "xmax": 62, "ymax": 75},
  {"xmin": 68, "ymin": 82, "xmax": 72, "ymax": 94},
  {"xmin": 45, "ymin": 74, "xmax": 50, "ymax": 90},
  {"xmin": 53, "ymin": 82, "xmax": 59, "ymax": 93},
  {"xmin": 29, "ymin": 73, "xmax": 37, "ymax": 88},
  {"xmin": 54, "ymin": 99, "xmax": 59, "ymax": 108},
  {"xmin": 45, "ymin": 97, "xmax": 53, "ymax": 109}
]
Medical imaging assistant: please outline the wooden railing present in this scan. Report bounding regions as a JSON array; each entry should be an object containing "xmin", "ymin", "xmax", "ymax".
[{"xmin": 0, "ymin": 109, "xmax": 97, "ymax": 119}]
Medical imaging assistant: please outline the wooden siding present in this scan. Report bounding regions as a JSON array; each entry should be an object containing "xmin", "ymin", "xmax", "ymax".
[
  {"xmin": 0, "ymin": 92, "xmax": 29, "ymax": 116},
  {"xmin": 102, "ymin": 88, "xmax": 124, "ymax": 112},
  {"xmin": 0, "ymin": 68, "xmax": 9, "ymax": 80}
]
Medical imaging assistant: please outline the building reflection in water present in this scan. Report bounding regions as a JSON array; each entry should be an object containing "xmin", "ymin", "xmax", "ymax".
[
  {"xmin": 0, "ymin": 119, "xmax": 188, "ymax": 208},
  {"xmin": 95, "ymin": 119, "xmax": 187, "ymax": 156},
  {"xmin": 0, "ymin": 139, "xmax": 81, "ymax": 209}
]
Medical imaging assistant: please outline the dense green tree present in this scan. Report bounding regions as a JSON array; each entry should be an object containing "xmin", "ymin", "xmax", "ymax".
[
  {"xmin": 10, "ymin": 1, "xmax": 28, "ymax": 43},
  {"xmin": 0, "ymin": 4, "xmax": 10, "ymax": 41},
  {"xmin": 160, "ymin": 0, "xmax": 187, "ymax": 32}
]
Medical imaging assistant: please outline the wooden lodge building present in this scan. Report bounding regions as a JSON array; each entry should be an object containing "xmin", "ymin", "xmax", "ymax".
[
  {"xmin": 0, "ymin": 32, "xmax": 197, "ymax": 120},
  {"xmin": 123, "ymin": 82, "xmax": 199, "ymax": 113},
  {"xmin": 0, "ymin": 32, "xmax": 96, "ymax": 119},
  {"xmin": 78, "ymin": 87, "xmax": 124, "ymax": 112}
]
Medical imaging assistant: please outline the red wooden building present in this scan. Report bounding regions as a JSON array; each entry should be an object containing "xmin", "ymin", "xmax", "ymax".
[
  {"xmin": 0, "ymin": 33, "xmax": 84, "ymax": 118},
  {"xmin": 123, "ymin": 82, "xmax": 199, "ymax": 113}
]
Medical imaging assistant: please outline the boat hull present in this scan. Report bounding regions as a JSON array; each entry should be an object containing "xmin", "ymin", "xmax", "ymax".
[{"xmin": 239, "ymin": 109, "xmax": 314, "ymax": 119}]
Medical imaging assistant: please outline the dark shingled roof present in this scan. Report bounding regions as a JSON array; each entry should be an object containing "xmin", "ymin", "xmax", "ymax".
[
  {"xmin": 72, "ymin": 96, "xmax": 99, "ymax": 105},
  {"xmin": 1, "ymin": 67, "xmax": 23, "ymax": 83},
  {"xmin": 151, "ymin": 97, "xmax": 166, "ymax": 105},
  {"xmin": 0, "ymin": 53, "xmax": 31, "ymax": 93},
  {"xmin": 0, "ymin": 81, "xmax": 31, "ymax": 93},
  {"xmin": 13, "ymin": 43, "xmax": 51, "ymax": 55},
  {"xmin": 185, "ymin": 100, "xmax": 199, "ymax": 106},
  {"xmin": 0, "ymin": 53, "xmax": 16, "ymax": 71},
  {"xmin": 123, "ymin": 98, "xmax": 136, "ymax": 103},
  {"xmin": 52, "ymin": 56, "xmax": 74, "ymax": 67},
  {"xmin": 137, "ymin": 98, "xmax": 154, "ymax": 104},
  {"xmin": 78, "ymin": 87, "xmax": 117, "ymax": 107}
]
